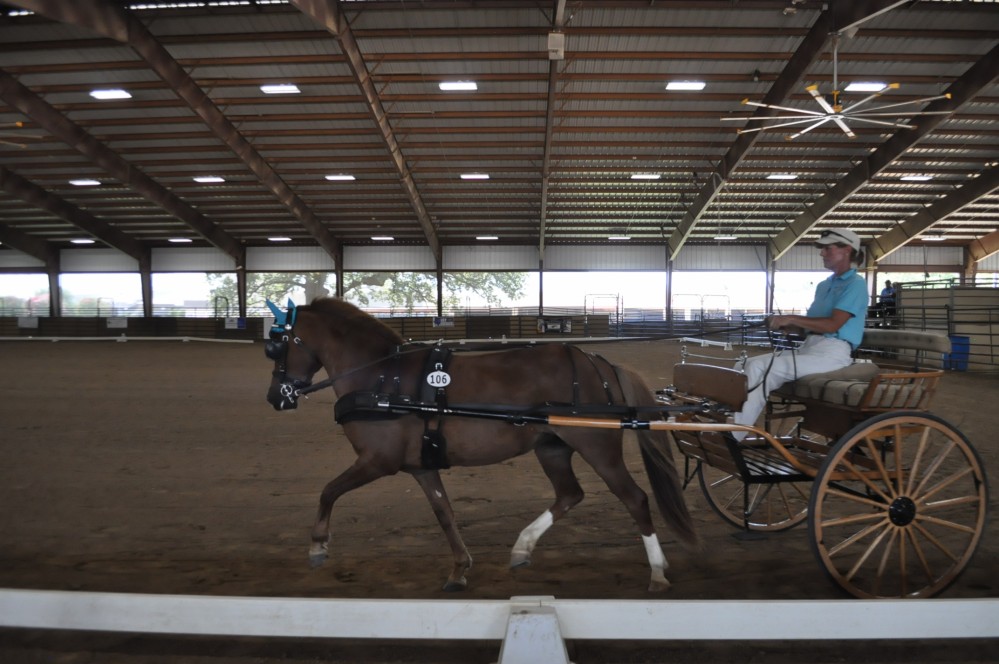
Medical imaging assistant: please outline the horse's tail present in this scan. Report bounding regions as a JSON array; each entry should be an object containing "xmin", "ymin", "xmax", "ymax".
[{"xmin": 615, "ymin": 365, "xmax": 698, "ymax": 547}]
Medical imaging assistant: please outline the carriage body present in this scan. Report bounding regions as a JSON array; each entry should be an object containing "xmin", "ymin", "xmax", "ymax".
[{"xmin": 656, "ymin": 328, "xmax": 989, "ymax": 599}]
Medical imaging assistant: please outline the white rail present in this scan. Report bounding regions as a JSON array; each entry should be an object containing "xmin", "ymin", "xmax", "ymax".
[{"xmin": 1, "ymin": 590, "xmax": 996, "ymax": 664}]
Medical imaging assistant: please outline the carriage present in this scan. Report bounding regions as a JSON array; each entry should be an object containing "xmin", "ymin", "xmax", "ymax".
[
  {"xmin": 265, "ymin": 299, "xmax": 988, "ymax": 601},
  {"xmin": 657, "ymin": 328, "xmax": 988, "ymax": 599}
]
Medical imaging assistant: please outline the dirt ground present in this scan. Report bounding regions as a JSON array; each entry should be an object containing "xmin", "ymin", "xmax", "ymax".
[{"xmin": 0, "ymin": 338, "xmax": 996, "ymax": 663}]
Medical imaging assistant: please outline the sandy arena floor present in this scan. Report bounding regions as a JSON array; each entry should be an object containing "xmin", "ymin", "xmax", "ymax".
[{"xmin": 0, "ymin": 338, "xmax": 995, "ymax": 662}]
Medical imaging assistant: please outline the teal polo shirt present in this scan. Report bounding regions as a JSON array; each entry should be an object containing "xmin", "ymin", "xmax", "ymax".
[{"xmin": 806, "ymin": 268, "xmax": 868, "ymax": 349}]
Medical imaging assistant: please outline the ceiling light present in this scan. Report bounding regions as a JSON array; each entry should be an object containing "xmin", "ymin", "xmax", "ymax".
[
  {"xmin": 608, "ymin": 236, "xmax": 631, "ymax": 241},
  {"xmin": 901, "ymin": 175, "xmax": 933, "ymax": 182},
  {"xmin": 476, "ymin": 235, "xmax": 498, "ymax": 241},
  {"xmin": 260, "ymin": 83, "xmax": 300, "ymax": 95},
  {"xmin": 324, "ymin": 174, "xmax": 355, "ymax": 181},
  {"xmin": 845, "ymin": 81, "xmax": 887, "ymax": 93},
  {"xmin": 69, "ymin": 179, "xmax": 101, "ymax": 186},
  {"xmin": 767, "ymin": 174, "xmax": 798, "ymax": 180},
  {"xmin": 630, "ymin": 173, "xmax": 661, "ymax": 180},
  {"xmin": 922, "ymin": 235, "xmax": 945, "ymax": 241},
  {"xmin": 168, "ymin": 237, "xmax": 193, "ymax": 243},
  {"xmin": 714, "ymin": 235, "xmax": 738, "ymax": 241},
  {"xmin": 439, "ymin": 81, "xmax": 477, "ymax": 91},
  {"xmin": 460, "ymin": 173, "xmax": 489, "ymax": 180},
  {"xmin": 193, "ymin": 175, "xmax": 225, "ymax": 183},
  {"xmin": 371, "ymin": 235, "xmax": 394, "ymax": 241},
  {"xmin": 267, "ymin": 236, "xmax": 292, "ymax": 242},
  {"xmin": 666, "ymin": 81, "xmax": 706, "ymax": 91},
  {"xmin": 89, "ymin": 88, "xmax": 131, "ymax": 100},
  {"xmin": 70, "ymin": 239, "xmax": 95, "ymax": 244}
]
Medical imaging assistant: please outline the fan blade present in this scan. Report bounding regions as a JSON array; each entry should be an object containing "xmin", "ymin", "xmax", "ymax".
[
  {"xmin": 742, "ymin": 99, "xmax": 825, "ymax": 117},
  {"xmin": 806, "ymin": 85, "xmax": 837, "ymax": 115},
  {"xmin": 721, "ymin": 114, "xmax": 840, "ymax": 122},
  {"xmin": 853, "ymin": 93, "xmax": 952, "ymax": 114},
  {"xmin": 832, "ymin": 117, "xmax": 856, "ymax": 139},
  {"xmin": 735, "ymin": 116, "xmax": 831, "ymax": 135},
  {"xmin": 845, "ymin": 116, "xmax": 916, "ymax": 130},
  {"xmin": 849, "ymin": 111, "xmax": 952, "ymax": 117},
  {"xmin": 786, "ymin": 117, "xmax": 832, "ymax": 140},
  {"xmin": 839, "ymin": 83, "xmax": 899, "ymax": 114}
]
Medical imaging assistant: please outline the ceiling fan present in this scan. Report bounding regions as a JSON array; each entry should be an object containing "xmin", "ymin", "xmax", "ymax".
[
  {"xmin": 0, "ymin": 121, "xmax": 44, "ymax": 148},
  {"xmin": 722, "ymin": 33, "xmax": 952, "ymax": 140}
]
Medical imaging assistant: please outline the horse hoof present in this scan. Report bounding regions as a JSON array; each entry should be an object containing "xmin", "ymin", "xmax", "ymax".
[
  {"xmin": 509, "ymin": 553, "xmax": 531, "ymax": 569},
  {"xmin": 442, "ymin": 578, "xmax": 467, "ymax": 592},
  {"xmin": 648, "ymin": 578, "xmax": 672, "ymax": 592},
  {"xmin": 308, "ymin": 554, "xmax": 327, "ymax": 569}
]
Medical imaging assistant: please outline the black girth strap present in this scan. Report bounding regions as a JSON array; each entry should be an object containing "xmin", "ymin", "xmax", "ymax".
[{"xmin": 420, "ymin": 345, "xmax": 453, "ymax": 469}]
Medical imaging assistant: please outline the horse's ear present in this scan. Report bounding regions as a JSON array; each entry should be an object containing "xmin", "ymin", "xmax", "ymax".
[{"xmin": 266, "ymin": 299, "xmax": 286, "ymax": 325}]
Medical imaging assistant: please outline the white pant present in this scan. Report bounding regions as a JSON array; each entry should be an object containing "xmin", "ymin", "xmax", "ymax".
[{"xmin": 731, "ymin": 335, "xmax": 853, "ymax": 440}]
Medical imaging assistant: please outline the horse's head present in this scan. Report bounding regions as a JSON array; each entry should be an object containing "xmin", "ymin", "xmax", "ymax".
[{"xmin": 265, "ymin": 299, "xmax": 323, "ymax": 411}]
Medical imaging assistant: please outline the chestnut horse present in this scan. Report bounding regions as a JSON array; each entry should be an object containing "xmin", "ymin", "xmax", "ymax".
[{"xmin": 265, "ymin": 297, "xmax": 696, "ymax": 591}]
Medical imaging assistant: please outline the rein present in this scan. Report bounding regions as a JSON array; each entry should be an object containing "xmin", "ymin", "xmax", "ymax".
[{"xmin": 293, "ymin": 319, "xmax": 768, "ymax": 400}]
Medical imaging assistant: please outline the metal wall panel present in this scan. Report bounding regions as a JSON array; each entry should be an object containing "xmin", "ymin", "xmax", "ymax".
[
  {"xmin": 0, "ymin": 249, "xmax": 44, "ymax": 269},
  {"xmin": 978, "ymin": 252, "xmax": 999, "ymax": 270},
  {"xmin": 151, "ymin": 248, "xmax": 236, "ymax": 272},
  {"xmin": 877, "ymin": 246, "xmax": 964, "ymax": 266},
  {"xmin": 545, "ymin": 245, "xmax": 667, "ymax": 270},
  {"xmin": 246, "ymin": 247, "xmax": 336, "ymax": 272},
  {"xmin": 444, "ymin": 245, "xmax": 538, "ymax": 271},
  {"xmin": 343, "ymin": 246, "xmax": 436, "ymax": 271},
  {"xmin": 672, "ymin": 245, "xmax": 768, "ymax": 271},
  {"xmin": 61, "ymin": 248, "xmax": 139, "ymax": 273},
  {"xmin": 775, "ymin": 245, "xmax": 823, "ymax": 271}
]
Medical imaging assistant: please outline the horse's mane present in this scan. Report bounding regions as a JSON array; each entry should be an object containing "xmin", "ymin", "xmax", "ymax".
[{"xmin": 303, "ymin": 297, "xmax": 404, "ymax": 346}]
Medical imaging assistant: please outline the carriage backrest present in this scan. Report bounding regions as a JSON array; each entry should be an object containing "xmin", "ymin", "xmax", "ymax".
[
  {"xmin": 671, "ymin": 363, "xmax": 748, "ymax": 411},
  {"xmin": 858, "ymin": 329, "xmax": 951, "ymax": 370}
]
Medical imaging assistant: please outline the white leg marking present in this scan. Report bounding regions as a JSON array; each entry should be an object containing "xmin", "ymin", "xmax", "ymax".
[
  {"xmin": 435, "ymin": 490, "xmax": 442, "ymax": 498},
  {"xmin": 642, "ymin": 533, "xmax": 671, "ymax": 591},
  {"xmin": 511, "ymin": 510, "xmax": 554, "ymax": 562}
]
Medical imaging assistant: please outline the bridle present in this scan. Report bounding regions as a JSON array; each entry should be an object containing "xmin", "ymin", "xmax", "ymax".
[{"xmin": 265, "ymin": 305, "xmax": 321, "ymax": 408}]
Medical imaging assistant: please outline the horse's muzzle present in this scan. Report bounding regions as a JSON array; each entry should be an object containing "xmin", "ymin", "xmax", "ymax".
[{"xmin": 267, "ymin": 382, "xmax": 300, "ymax": 411}]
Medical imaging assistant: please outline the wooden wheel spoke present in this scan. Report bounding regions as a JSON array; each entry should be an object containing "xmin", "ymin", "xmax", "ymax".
[
  {"xmin": 905, "ymin": 426, "xmax": 933, "ymax": 496},
  {"xmin": 826, "ymin": 485, "xmax": 889, "ymax": 511},
  {"xmin": 916, "ymin": 513, "xmax": 978, "ymax": 535},
  {"xmin": 840, "ymin": 458, "xmax": 894, "ymax": 503},
  {"xmin": 913, "ymin": 440, "xmax": 957, "ymax": 497},
  {"xmin": 911, "ymin": 520, "xmax": 962, "ymax": 563},
  {"xmin": 873, "ymin": 528, "xmax": 902, "ymax": 597},
  {"xmin": 826, "ymin": 517, "xmax": 888, "ymax": 557},
  {"xmin": 917, "ymin": 465, "xmax": 976, "ymax": 504},
  {"xmin": 862, "ymin": 431, "xmax": 896, "ymax": 497},
  {"xmin": 922, "ymin": 493, "xmax": 982, "ymax": 511},
  {"xmin": 845, "ymin": 522, "xmax": 893, "ymax": 582},
  {"xmin": 904, "ymin": 527, "xmax": 937, "ymax": 586}
]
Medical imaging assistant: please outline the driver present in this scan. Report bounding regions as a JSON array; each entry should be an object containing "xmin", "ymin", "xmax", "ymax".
[{"xmin": 729, "ymin": 228, "xmax": 869, "ymax": 441}]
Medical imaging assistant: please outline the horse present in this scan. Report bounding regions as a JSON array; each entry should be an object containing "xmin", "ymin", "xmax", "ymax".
[{"xmin": 264, "ymin": 297, "xmax": 696, "ymax": 592}]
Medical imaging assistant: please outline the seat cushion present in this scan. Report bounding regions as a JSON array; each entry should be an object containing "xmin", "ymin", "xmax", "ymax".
[{"xmin": 774, "ymin": 362, "xmax": 881, "ymax": 407}]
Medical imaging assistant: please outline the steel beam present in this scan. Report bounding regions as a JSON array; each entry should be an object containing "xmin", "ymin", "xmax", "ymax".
[
  {"xmin": 0, "ymin": 69, "xmax": 243, "ymax": 262},
  {"xmin": 0, "ymin": 167, "xmax": 148, "ymax": 263},
  {"xmin": 868, "ymin": 167, "xmax": 999, "ymax": 263},
  {"xmin": 290, "ymin": 0, "xmax": 441, "ymax": 262},
  {"xmin": 539, "ymin": 0, "xmax": 567, "ymax": 259},
  {"xmin": 968, "ymin": 229, "xmax": 999, "ymax": 263},
  {"xmin": 4, "ymin": 0, "xmax": 341, "ymax": 263}
]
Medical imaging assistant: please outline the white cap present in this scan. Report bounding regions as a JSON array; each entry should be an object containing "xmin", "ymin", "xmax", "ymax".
[{"xmin": 815, "ymin": 228, "xmax": 861, "ymax": 252}]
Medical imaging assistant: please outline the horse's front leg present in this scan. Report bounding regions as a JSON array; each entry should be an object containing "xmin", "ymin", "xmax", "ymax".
[
  {"xmin": 410, "ymin": 469, "xmax": 472, "ymax": 591},
  {"xmin": 310, "ymin": 458, "xmax": 389, "ymax": 568}
]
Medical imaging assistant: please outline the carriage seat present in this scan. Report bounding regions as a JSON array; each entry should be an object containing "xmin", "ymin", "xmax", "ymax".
[{"xmin": 772, "ymin": 329, "xmax": 950, "ymax": 410}]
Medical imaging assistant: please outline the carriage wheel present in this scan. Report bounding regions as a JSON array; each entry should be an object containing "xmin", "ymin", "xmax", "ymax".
[
  {"xmin": 809, "ymin": 412, "xmax": 988, "ymax": 599},
  {"xmin": 697, "ymin": 459, "xmax": 811, "ymax": 532}
]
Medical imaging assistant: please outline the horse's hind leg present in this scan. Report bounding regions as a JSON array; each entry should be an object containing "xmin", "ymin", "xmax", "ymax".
[
  {"xmin": 411, "ymin": 469, "xmax": 472, "ymax": 592},
  {"xmin": 510, "ymin": 435, "xmax": 585, "ymax": 568},
  {"xmin": 577, "ymin": 441, "xmax": 672, "ymax": 592}
]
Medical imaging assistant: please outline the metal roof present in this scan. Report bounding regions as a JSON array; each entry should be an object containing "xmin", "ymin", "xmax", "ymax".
[{"xmin": 0, "ymin": 0, "xmax": 996, "ymax": 267}]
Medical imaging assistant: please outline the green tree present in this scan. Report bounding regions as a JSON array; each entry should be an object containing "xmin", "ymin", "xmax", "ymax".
[{"xmin": 208, "ymin": 270, "xmax": 526, "ymax": 314}]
